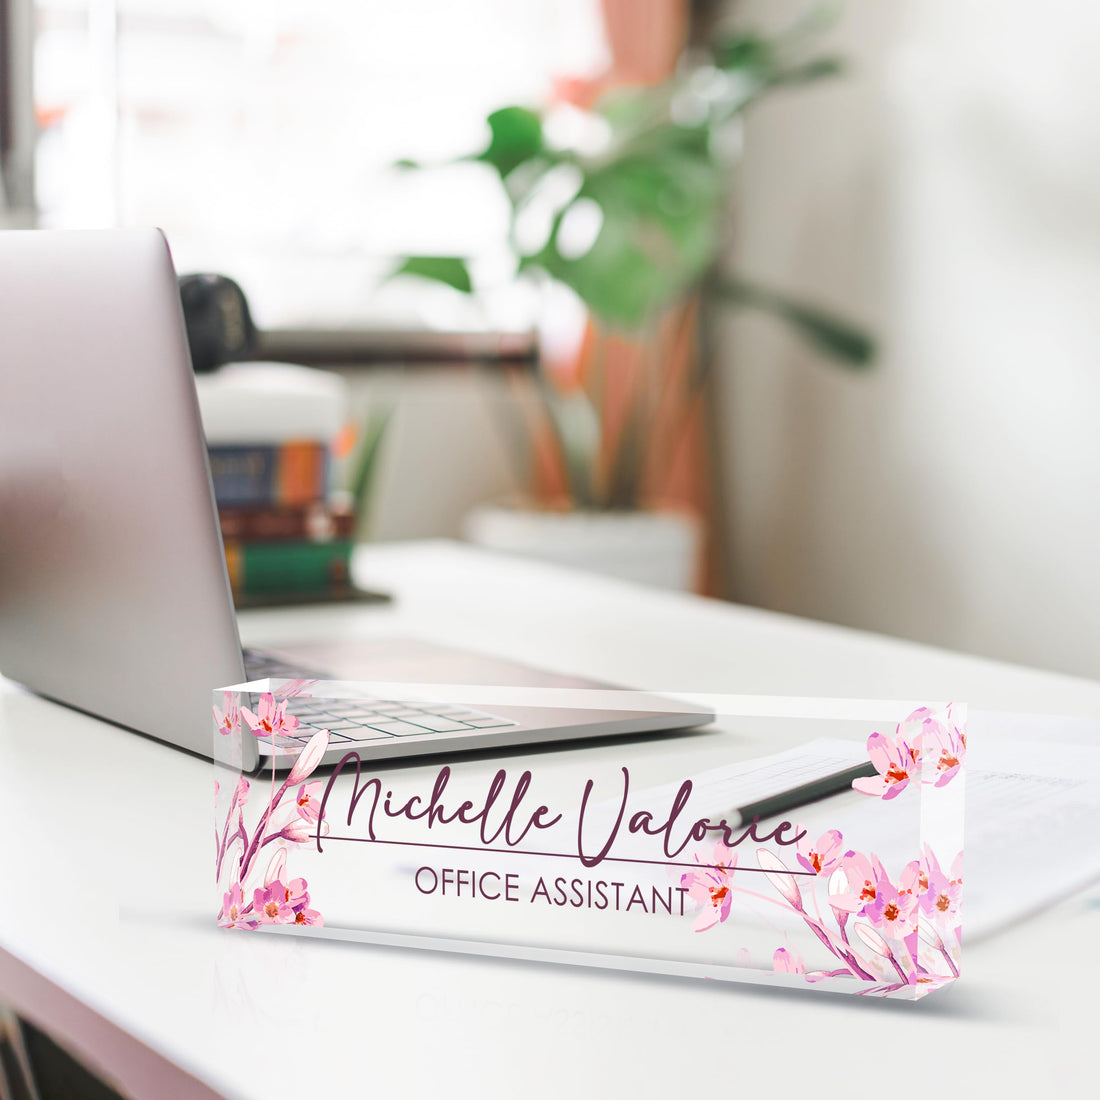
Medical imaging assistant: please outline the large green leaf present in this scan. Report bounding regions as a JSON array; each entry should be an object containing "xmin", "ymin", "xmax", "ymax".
[
  {"xmin": 390, "ymin": 256, "xmax": 473, "ymax": 294},
  {"xmin": 768, "ymin": 57, "xmax": 845, "ymax": 87},
  {"xmin": 712, "ymin": 30, "xmax": 843, "ymax": 95},
  {"xmin": 531, "ymin": 202, "xmax": 664, "ymax": 330},
  {"xmin": 477, "ymin": 106, "xmax": 544, "ymax": 179},
  {"xmin": 714, "ymin": 277, "xmax": 875, "ymax": 366},
  {"xmin": 529, "ymin": 139, "xmax": 724, "ymax": 330}
]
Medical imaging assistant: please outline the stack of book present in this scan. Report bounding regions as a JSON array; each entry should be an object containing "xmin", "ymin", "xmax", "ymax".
[{"xmin": 195, "ymin": 362, "xmax": 356, "ymax": 606}]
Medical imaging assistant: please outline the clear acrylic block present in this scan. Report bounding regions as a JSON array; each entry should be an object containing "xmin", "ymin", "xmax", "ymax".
[{"xmin": 214, "ymin": 681, "xmax": 965, "ymax": 999}]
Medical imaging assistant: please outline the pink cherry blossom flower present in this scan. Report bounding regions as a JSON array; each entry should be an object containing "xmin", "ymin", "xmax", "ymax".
[
  {"xmin": 240, "ymin": 693, "xmax": 300, "ymax": 740},
  {"xmin": 772, "ymin": 948, "xmax": 805, "ymax": 974},
  {"xmin": 681, "ymin": 842, "xmax": 737, "ymax": 932},
  {"xmin": 867, "ymin": 861, "xmax": 920, "ymax": 939},
  {"xmin": 923, "ymin": 707, "xmax": 967, "ymax": 787},
  {"xmin": 896, "ymin": 707, "xmax": 933, "ymax": 760},
  {"xmin": 283, "ymin": 877, "xmax": 310, "ymax": 909},
  {"xmin": 218, "ymin": 882, "xmax": 252, "ymax": 929},
  {"xmin": 213, "ymin": 692, "xmax": 241, "ymax": 737},
  {"xmin": 853, "ymin": 728, "xmax": 921, "ymax": 799},
  {"xmin": 827, "ymin": 851, "xmax": 879, "ymax": 915},
  {"xmin": 796, "ymin": 828, "xmax": 844, "ymax": 876},
  {"xmin": 294, "ymin": 781, "xmax": 325, "ymax": 823},
  {"xmin": 261, "ymin": 874, "xmax": 323, "ymax": 927},
  {"xmin": 253, "ymin": 881, "xmax": 297, "ymax": 924},
  {"xmin": 919, "ymin": 847, "xmax": 963, "ymax": 922}
]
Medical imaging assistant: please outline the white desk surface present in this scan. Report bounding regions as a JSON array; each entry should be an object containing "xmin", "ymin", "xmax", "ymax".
[{"xmin": 2, "ymin": 541, "xmax": 1098, "ymax": 1098}]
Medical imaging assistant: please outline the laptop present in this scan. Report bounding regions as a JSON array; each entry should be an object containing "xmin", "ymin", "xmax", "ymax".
[{"xmin": 0, "ymin": 228, "xmax": 710, "ymax": 771}]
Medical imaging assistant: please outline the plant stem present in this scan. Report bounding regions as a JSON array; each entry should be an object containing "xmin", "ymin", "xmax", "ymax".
[
  {"xmin": 238, "ymin": 776, "xmax": 293, "ymax": 883},
  {"xmin": 938, "ymin": 944, "xmax": 960, "ymax": 979}
]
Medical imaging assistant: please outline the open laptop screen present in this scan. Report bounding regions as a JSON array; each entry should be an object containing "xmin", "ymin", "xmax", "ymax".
[{"xmin": 0, "ymin": 228, "xmax": 250, "ymax": 762}]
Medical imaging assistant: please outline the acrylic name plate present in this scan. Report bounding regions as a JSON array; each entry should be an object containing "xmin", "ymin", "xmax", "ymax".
[{"xmin": 213, "ymin": 682, "xmax": 966, "ymax": 1000}]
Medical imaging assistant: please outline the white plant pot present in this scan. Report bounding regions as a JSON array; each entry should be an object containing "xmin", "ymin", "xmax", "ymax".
[{"xmin": 463, "ymin": 505, "xmax": 701, "ymax": 591}]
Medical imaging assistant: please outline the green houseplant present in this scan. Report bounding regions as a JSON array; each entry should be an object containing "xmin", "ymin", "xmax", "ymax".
[{"xmin": 394, "ymin": 14, "xmax": 873, "ymax": 587}]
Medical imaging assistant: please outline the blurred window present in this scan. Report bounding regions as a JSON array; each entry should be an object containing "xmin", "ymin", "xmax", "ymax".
[{"xmin": 29, "ymin": 0, "xmax": 606, "ymax": 329}]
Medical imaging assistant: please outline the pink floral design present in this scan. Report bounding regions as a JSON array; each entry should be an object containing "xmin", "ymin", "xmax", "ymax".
[
  {"xmin": 853, "ymin": 729, "xmax": 920, "ymax": 799},
  {"xmin": 292, "ymin": 904, "xmax": 323, "ymax": 926},
  {"xmin": 219, "ymin": 882, "xmax": 255, "ymax": 929},
  {"xmin": 214, "ymin": 692, "xmax": 241, "ymax": 737},
  {"xmin": 293, "ymin": 781, "xmax": 325, "ymax": 824},
  {"xmin": 796, "ymin": 828, "xmax": 844, "ymax": 876},
  {"xmin": 214, "ymin": 695, "xmax": 329, "ymax": 931},
  {"xmin": 924, "ymin": 706, "xmax": 967, "ymax": 787},
  {"xmin": 854, "ymin": 706, "xmax": 967, "ymax": 800},
  {"xmin": 681, "ymin": 842, "xmax": 737, "ymax": 932},
  {"xmin": 866, "ymin": 860, "xmax": 920, "ymax": 939},
  {"xmin": 240, "ymin": 693, "xmax": 300, "ymax": 740},
  {"xmin": 919, "ymin": 847, "xmax": 963, "ymax": 924},
  {"xmin": 687, "ymin": 825, "xmax": 963, "ymax": 994},
  {"xmin": 253, "ymin": 880, "xmax": 298, "ymax": 924},
  {"xmin": 827, "ymin": 851, "xmax": 880, "ymax": 915}
]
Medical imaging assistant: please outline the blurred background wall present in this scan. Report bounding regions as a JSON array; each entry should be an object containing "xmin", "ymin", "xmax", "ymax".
[
  {"xmin": 5, "ymin": 0, "xmax": 1098, "ymax": 679},
  {"xmin": 718, "ymin": 0, "xmax": 1100, "ymax": 679}
]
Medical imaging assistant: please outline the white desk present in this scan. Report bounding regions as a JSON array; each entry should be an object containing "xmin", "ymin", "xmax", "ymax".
[{"xmin": 2, "ymin": 541, "xmax": 1098, "ymax": 1098}]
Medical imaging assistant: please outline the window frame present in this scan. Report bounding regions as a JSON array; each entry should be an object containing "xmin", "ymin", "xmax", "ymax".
[
  {"xmin": 2, "ymin": 2, "xmax": 555, "ymax": 366},
  {"xmin": 0, "ymin": 0, "xmax": 35, "ymax": 217}
]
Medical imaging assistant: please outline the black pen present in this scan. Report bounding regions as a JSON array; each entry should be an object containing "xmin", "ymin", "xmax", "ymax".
[{"xmin": 728, "ymin": 760, "xmax": 877, "ymax": 825}]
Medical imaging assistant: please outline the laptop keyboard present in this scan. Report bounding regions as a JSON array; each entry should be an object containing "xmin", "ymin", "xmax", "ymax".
[{"xmin": 242, "ymin": 648, "xmax": 517, "ymax": 745}]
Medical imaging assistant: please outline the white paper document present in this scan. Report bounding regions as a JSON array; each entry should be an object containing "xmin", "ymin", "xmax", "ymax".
[{"xmin": 960, "ymin": 710, "xmax": 1100, "ymax": 936}]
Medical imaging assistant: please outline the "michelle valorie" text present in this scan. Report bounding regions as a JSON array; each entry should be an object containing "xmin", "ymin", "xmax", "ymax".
[{"xmin": 315, "ymin": 756, "xmax": 806, "ymax": 868}]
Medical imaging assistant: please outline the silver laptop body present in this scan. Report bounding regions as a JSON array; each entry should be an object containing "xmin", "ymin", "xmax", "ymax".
[{"xmin": 0, "ymin": 229, "xmax": 709, "ymax": 771}]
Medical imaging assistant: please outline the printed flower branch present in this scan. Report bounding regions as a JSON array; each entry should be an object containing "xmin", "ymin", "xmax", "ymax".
[
  {"xmin": 681, "ymin": 706, "xmax": 966, "ymax": 994},
  {"xmin": 215, "ymin": 689, "xmax": 330, "ymax": 931},
  {"xmin": 683, "ymin": 834, "xmax": 962, "ymax": 991}
]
